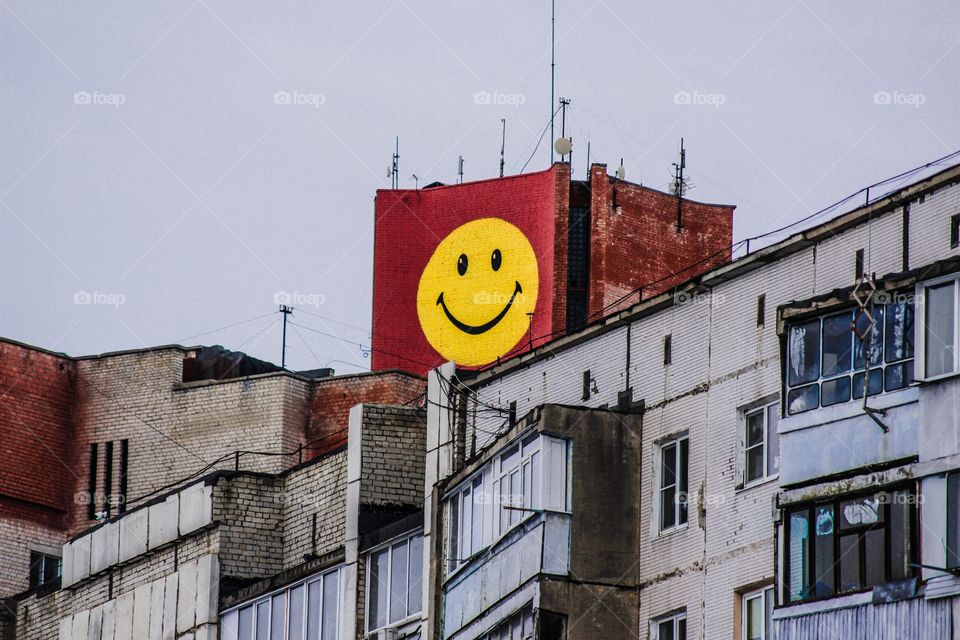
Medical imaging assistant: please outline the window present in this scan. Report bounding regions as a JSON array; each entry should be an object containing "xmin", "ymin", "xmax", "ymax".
[
  {"xmin": 743, "ymin": 402, "xmax": 779, "ymax": 486},
  {"xmin": 582, "ymin": 370, "xmax": 591, "ymax": 400},
  {"xmin": 757, "ymin": 294, "xmax": 766, "ymax": 327},
  {"xmin": 785, "ymin": 300, "xmax": 915, "ymax": 415},
  {"xmin": 446, "ymin": 432, "xmax": 567, "ymax": 575},
  {"xmin": 220, "ymin": 565, "xmax": 343, "ymax": 640},
  {"xmin": 664, "ymin": 334, "xmax": 673, "ymax": 365},
  {"xmin": 29, "ymin": 551, "xmax": 61, "ymax": 588},
  {"xmin": 86, "ymin": 438, "xmax": 130, "ymax": 519},
  {"xmin": 742, "ymin": 587, "xmax": 773, "ymax": 640},
  {"xmin": 917, "ymin": 277, "xmax": 958, "ymax": 379},
  {"xmin": 951, "ymin": 214, "xmax": 960, "ymax": 249},
  {"xmin": 784, "ymin": 486, "xmax": 917, "ymax": 604},
  {"xmin": 653, "ymin": 611, "xmax": 686, "ymax": 640},
  {"xmin": 855, "ymin": 248, "xmax": 865, "ymax": 280},
  {"xmin": 948, "ymin": 473, "xmax": 960, "ymax": 569},
  {"xmin": 367, "ymin": 532, "xmax": 423, "ymax": 632},
  {"xmin": 659, "ymin": 436, "xmax": 688, "ymax": 533},
  {"xmin": 481, "ymin": 604, "xmax": 534, "ymax": 640}
]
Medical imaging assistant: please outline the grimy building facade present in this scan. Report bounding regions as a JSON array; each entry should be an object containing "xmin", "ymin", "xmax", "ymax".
[{"xmin": 2, "ymin": 158, "xmax": 960, "ymax": 639}]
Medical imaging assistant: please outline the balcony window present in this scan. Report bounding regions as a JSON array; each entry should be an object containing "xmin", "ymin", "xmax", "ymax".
[
  {"xmin": 220, "ymin": 565, "xmax": 343, "ymax": 640},
  {"xmin": 445, "ymin": 431, "xmax": 568, "ymax": 575},
  {"xmin": 917, "ymin": 277, "xmax": 959, "ymax": 379},
  {"xmin": 367, "ymin": 532, "xmax": 423, "ymax": 632},
  {"xmin": 785, "ymin": 300, "xmax": 914, "ymax": 415},
  {"xmin": 783, "ymin": 486, "xmax": 917, "ymax": 604}
]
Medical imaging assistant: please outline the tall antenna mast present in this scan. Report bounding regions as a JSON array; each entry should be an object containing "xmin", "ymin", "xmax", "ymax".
[
  {"xmin": 389, "ymin": 137, "xmax": 400, "ymax": 189},
  {"xmin": 279, "ymin": 305, "xmax": 293, "ymax": 368},
  {"xmin": 499, "ymin": 119, "xmax": 506, "ymax": 178},
  {"xmin": 550, "ymin": 0, "xmax": 556, "ymax": 165},
  {"xmin": 672, "ymin": 138, "xmax": 687, "ymax": 228}
]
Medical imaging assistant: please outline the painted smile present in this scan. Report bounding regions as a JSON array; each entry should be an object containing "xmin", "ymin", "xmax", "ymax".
[{"xmin": 436, "ymin": 281, "xmax": 523, "ymax": 335}]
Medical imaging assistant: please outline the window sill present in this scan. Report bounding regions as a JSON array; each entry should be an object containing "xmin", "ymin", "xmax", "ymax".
[
  {"xmin": 916, "ymin": 370, "xmax": 960, "ymax": 385},
  {"xmin": 367, "ymin": 614, "xmax": 422, "ymax": 638},
  {"xmin": 774, "ymin": 590, "xmax": 873, "ymax": 619},
  {"xmin": 738, "ymin": 475, "xmax": 779, "ymax": 493},
  {"xmin": 780, "ymin": 386, "xmax": 918, "ymax": 434},
  {"xmin": 656, "ymin": 523, "xmax": 689, "ymax": 539}
]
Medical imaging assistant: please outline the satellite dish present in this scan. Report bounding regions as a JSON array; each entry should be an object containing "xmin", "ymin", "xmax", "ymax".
[
  {"xmin": 615, "ymin": 165, "xmax": 626, "ymax": 180},
  {"xmin": 553, "ymin": 137, "xmax": 572, "ymax": 156}
]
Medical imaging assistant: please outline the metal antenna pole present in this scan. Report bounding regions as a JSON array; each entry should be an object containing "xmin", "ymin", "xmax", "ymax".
[
  {"xmin": 500, "ymin": 119, "xmax": 506, "ymax": 177},
  {"xmin": 550, "ymin": 0, "xmax": 556, "ymax": 165},
  {"xmin": 279, "ymin": 305, "xmax": 293, "ymax": 368}
]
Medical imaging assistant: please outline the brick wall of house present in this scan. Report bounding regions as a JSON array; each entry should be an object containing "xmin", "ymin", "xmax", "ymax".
[
  {"xmin": 213, "ymin": 474, "xmax": 284, "ymax": 581},
  {"xmin": 281, "ymin": 450, "xmax": 348, "ymax": 569},
  {"xmin": 359, "ymin": 404, "xmax": 426, "ymax": 508}
]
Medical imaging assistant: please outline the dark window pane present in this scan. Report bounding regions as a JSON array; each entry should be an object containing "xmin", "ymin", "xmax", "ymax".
[
  {"xmin": 678, "ymin": 618, "xmax": 686, "ymax": 640},
  {"xmin": 884, "ymin": 302, "xmax": 914, "ymax": 362},
  {"xmin": 852, "ymin": 370, "xmax": 883, "ymax": 399},
  {"xmin": 814, "ymin": 506, "xmax": 835, "ymax": 597},
  {"xmin": 839, "ymin": 534, "xmax": 861, "ymax": 592},
  {"xmin": 925, "ymin": 283, "xmax": 956, "ymax": 378},
  {"xmin": 865, "ymin": 528, "xmax": 886, "ymax": 587},
  {"xmin": 891, "ymin": 491, "xmax": 913, "ymax": 580},
  {"xmin": 822, "ymin": 313, "xmax": 853, "ymax": 377},
  {"xmin": 787, "ymin": 385, "xmax": 819, "ymax": 415},
  {"xmin": 746, "ymin": 410, "xmax": 764, "ymax": 447},
  {"xmin": 678, "ymin": 439, "xmax": 689, "ymax": 525},
  {"xmin": 42, "ymin": 556, "xmax": 60, "ymax": 583},
  {"xmin": 747, "ymin": 445, "xmax": 764, "ymax": 483},
  {"xmin": 854, "ymin": 306, "xmax": 884, "ymax": 369},
  {"xmin": 884, "ymin": 361, "xmax": 914, "ymax": 392},
  {"xmin": 821, "ymin": 377, "xmax": 851, "ymax": 406},
  {"xmin": 662, "ymin": 443, "xmax": 677, "ymax": 488},
  {"xmin": 661, "ymin": 486, "xmax": 676, "ymax": 530},
  {"xmin": 766, "ymin": 405, "xmax": 780, "ymax": 477},
  {"xmin": 28, "ymin": 553, "xmax": 41, "ymax": 588},
  {"xmin": 950, "ymin": 477, "xmax": 960, "ymax": 570},
  {"xmin": 788, "ymin": 510, "xmax": 810, "ymax": 602},
  {"xmin": 788, "ymin": 319, "xmax": 822, "ymax": 385},
  {"xmin": 658, "ymin": 620, "xmax": 674, "ymax": 640}
]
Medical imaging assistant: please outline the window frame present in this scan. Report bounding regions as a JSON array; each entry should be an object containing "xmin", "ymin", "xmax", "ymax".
[
  {"xmin": 657, "ymin": 435, "xmax": 689, "ymax": 535},
  {"xmin": 652, "ymin": 610, "xmax": 687, "ymax": 640},
  {"xmin": 220, "ymin": 564, "xmax": 344, "ymax": 640},
  {"xmin": 366, "ymin": 530, "xmax": 424, "ymax": 633},
  {"xmin": 782, "ymin": 484, "xmax": 918, "ymax": 605},
  {"xmin": 784, "ymin": 298, "xmax": 916, "ymax": 415},
  {"xmin": 741, "ymin": 586, "xmax": 774, "ymax": 640},
  {"xmin": 28, "ymin": 550, "xmax": 62, "ymax": 588},
  {"xmin": 916, "ymin": 275, "xmax": 960, "ymax": 382},
  {"xmin": 740, "ymin": 399, "xmax": 780, "ymax": 489}
]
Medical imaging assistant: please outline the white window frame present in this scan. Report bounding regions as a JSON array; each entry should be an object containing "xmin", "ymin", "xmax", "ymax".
[
  {"xmin": 739, "ymin": 398, "xmax": 779, "ymax": 489},
  {"xmin": 655, "ymin": 435, "xmax": 689, "ymax": 536},
  {"xmin": 445, "ymin": 430, "xmax": 568, "ymax": 576},
  {"xmin": 741, "ymin": 586, "xmax": 774, "ymax": 640},
  {"xmin": 916, "ymin": 275, "xmax": 960, "ymax": 381},
  {"xmin": 651, "ymin": 610, "xmax": 687, "ymax": 640},
  {"xmin": 220, "ymin": 564, "xmax": 344, "ymax": 640},
  {"xmin": 366, "ymin": 531, "xmax": 424, "ymax": 634}
]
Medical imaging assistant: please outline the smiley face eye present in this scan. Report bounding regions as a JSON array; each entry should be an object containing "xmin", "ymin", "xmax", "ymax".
[
  {"xmin": 491, "ymin": 248, "xmax": 502, "ymax": 271},
  {"xmin": 457, "ymin": 253, "xmax": 468, "ymax": 276}
]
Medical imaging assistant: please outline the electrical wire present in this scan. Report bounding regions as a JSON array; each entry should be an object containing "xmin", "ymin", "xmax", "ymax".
[{"xmin": 520, "ymin": 105, "xmax": 563, "ymax": 174}]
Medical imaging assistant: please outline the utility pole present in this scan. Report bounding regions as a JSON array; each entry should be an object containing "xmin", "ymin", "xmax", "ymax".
[{"xmin": 279, "ymin": 305, "xmax": 293, "ymax": 368}]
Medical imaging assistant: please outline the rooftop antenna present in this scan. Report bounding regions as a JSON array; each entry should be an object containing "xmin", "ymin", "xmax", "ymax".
[
  {"xmin": 388, "ymin": 137, "xmax": 399, "ymax": 189},
  {"xmin": 549, "ymin": 0, "xmax": 556, "ymax": 165},
  {"xmin": 556, "ymin": 98, "xmax": 571, "ymax": 166},
  {"xmin": 585, "ymin": 140, "xmax": 591, "ymax": 175},
  {"xmin": 499, "ymin": 119, "xmax": 506, "ymax": 178},
  {"xmin": 279, "ymin": 305, "xmax": 293, "ymax": 369},
  {"xmin": 457, "ymin": 155, "xmax": 464, "ymax": 184},
  {"xmin": 411, "ymin": 173, "xmax": 419, "ymax": 189},
  {"xmin": 672, "ymin": 138, "xmax": 688, "ymax": 229},
  {"xmin": 615, "ymin": 158, "xmax": 626, "ymax": 180}
]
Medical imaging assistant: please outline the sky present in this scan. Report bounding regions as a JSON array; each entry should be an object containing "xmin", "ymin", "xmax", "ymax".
[{"xmin": 1, "ymin": 1, "xmax": 958, "ymax": 374}]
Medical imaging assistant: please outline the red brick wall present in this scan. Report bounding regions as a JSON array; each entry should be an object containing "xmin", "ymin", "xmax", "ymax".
[
  {"xmin": 588, "ymin": 164, "xmax": 734, "ymax": 318},
  {"xmin": 371, "ymin": 167, "xmax": 561, "ymax": 374},
  {"xmin": 306, "ymin": 371, "xmax": 425, "ymax": 455},
  {"xmin": 0, "ymin": 340, "xmax": 74, "ymax": 518}
]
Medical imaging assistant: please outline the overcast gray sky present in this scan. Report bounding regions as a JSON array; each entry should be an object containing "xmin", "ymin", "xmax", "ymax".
[{"xmin": 1, "ymin": 1, "xmax": 957, "ymax": 373}]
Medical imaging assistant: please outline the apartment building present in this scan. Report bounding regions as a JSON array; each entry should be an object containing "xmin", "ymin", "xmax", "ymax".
[{"xmin": 427, "ymin": 162, "xmax": 960, "ymax": 639}]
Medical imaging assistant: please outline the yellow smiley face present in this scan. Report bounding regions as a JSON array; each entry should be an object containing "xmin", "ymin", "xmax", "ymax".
[{"xmin": 417, "ymin": 218, "xmax": 539, "ymax": 366}]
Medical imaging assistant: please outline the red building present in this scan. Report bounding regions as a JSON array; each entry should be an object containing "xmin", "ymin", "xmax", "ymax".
[{"xmin": 371, "ymin": 163, "xmax": 735, "ymax": 374}]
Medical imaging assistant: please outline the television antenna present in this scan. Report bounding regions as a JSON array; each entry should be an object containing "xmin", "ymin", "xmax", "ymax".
[
  {"xmin": 387, "ymin": 137, "xmax": 399, "ymax": 189},
  {"xmin": 499, "ymin": 119, "xmax": 506, "ymax": 178}
]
